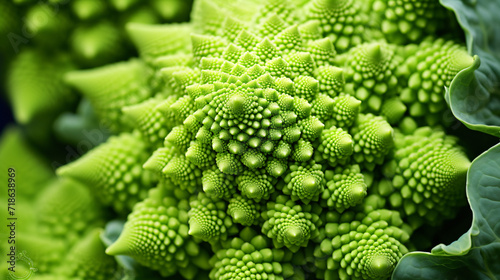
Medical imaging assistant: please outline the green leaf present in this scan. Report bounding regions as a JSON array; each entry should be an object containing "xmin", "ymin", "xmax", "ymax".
[
  {"xmin": 441, "ymin": 0, "xmax": 500, "ymax": 137},
  {"xmin": 392, "ymin": 142, "xmax": 500, "ymax": 279}
]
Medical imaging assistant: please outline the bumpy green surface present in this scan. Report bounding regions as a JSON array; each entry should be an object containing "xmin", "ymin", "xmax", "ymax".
[
  {"xmin": 0, "ymin": 127, "xmax": 53, "ymax": 198},
  {"xmin": 65, "ymin": 59, "xmax": 154, "ymax": 132},
  {"xmin": 59, "ymin": 229, "xmax": 118, "ymax": 280},
  {"xmin": 384, "ymin": 127, "xmax": 470, "ymax": 228},
  {"xmin": 1, "ymin": 0, "xmax": 482, "ymax": 279},
  {"xmin": 350, "ymin": 114, "xmax": 394, "ymax": 170},
  {"xmin": 369, "ymin": 0, "xmax": 456, "ymax": 44},
  {"xmin": 2, "ymin": 0, "xmax": 193, "ymax": 141},
  {"xmin": 57, "ymin": 132, "xmax": 157, "ymax": 213},
  {"xmin": 209, "ymin": 227, "xmax": 295, "ymax": 280},
  {"xmin": 227, "ymin": 194, "xmax": 261, "ymax": 226},
  {"xmin": 262, "ymin": 195, "xmax": 322, "ymax": 252},
  {"xmin": 35, "ymin": 178, "xmax": 104, "ymax": 244},
  {"xmin": 188, "ymin": 192, "xmax": 237, "ymax": 242},
  {"xmin": 106, "ymin": 183, "xmax": 211, "ymax": 278},
  {"xmin": 316, "ymin": 209, "xmax": 412, "ymax": 280},
  {"xmin": 322, "ymin": 164, "xmax": 367, "ymax": 212},
  {"xmin": 7, "ymin": 50, "xmax": 75, "ymax": 124},
  {"xmin": 341, "ymin": 43, "xmax": 401, "ymax": 116},
  {"xmin": 398, "ymin": 39, "xmax": 474, "ymax": 126},
  {"xmin": 82, "ymin": 0, "xmax": 473, "ymax": 278}
]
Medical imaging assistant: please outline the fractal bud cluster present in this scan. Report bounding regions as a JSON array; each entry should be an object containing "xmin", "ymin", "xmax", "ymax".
[{"xmin": 0, "ymin": 0, "xmax": 483, "ymax": 279}]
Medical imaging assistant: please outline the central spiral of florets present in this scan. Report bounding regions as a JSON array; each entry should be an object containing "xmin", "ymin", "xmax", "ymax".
[{"xmin": 188, "ymin": 80, "xmax": 322, "ymax": 176}]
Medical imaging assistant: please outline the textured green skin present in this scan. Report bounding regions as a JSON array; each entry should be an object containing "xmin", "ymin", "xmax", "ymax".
[
  {"xmin": 35, "ymin": 178, "xmax": 104, "ymax": 245},
  {"xmin": 7, "ymin": 0, "xmax": 192, "ymax": 66},
  {"xmin": 227, "ymin": 194, "xmax": 261, "ymax": 226},
  {"xmin": 2, "ymin": 0, "xmax": 193, "ymax": 139},
  {"xmin": 322, "ymin": 164, "xmax": 367, "ymax": 212},
  {"xmin": 342, "ymin": 43, "xmax": 402, "ymax": 117},
  {"xmin": 57, "ymin": 133, "xmax": 156, "ymax": 213},
  {"xmin": 382, "ymin": 127, "xmax": 470, "ymax": 228},
  {"xmin": 188, "ymin": 192, "xmax": 238, "ymax": 242},
  {"xmin": 369, "ymin": 0, "xmax": 455, "ymax": 45},
  {"xmin": 397, "ymin": 39, "xmax": 473, "ymax": 126},
  {"xmin": 58, "ymin": 229, "xmax": 118, "ymax": 280},
  {"xmin": 262, "ymin": 195, "xmax": 322, "ymax": 252},
  {"xmin": 7, "ymin": 50, "xmax": 76, "ymax": 125},
  {"xmin": 209, "ymin": 228, "xmax": 295, "ymax": 280},
  {"xmin": 33, "ymin": 0, "xmax": 476, "ymax": 279},
  {"xmin": 315, "ymin": 209, "xmax": 412, "ymax": 280},
  {"xmin": 106, "ymin": 183, "xmax": 211, "ymax": 278},
  {"xmin": 65, "ymin": 59, "xmax": 154, "ymax": 132},
  {"xmin": 0, "ymin": 128, "xmax": 53, "ymax": 198}
]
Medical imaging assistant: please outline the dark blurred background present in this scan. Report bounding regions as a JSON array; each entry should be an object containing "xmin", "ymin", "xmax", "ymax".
[{"xmin": 0, "ymin": 89, "xmax": 14, "ymax": 133}]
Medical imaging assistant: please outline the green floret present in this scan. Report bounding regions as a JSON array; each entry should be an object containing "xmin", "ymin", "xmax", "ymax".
[
  {"xmin": 314, "ymin": 65, "xmax": 345, "ymax": 98},
  {"xmin": 311, "ymin": 93, "xmax": 361, "ymax": 129},
  {"xmin": 282, "ymin": 161, "xmax": 326, "ymax": 203},
  {"xmin": 58, "ymin": 229, "xmax": 118, "ymax": 280},
  {"xmin": 307, "ymin": 37, "xmax": 337, "ymax": 66},
  {"xmin": 379, "ymin": 97, "xmax": 407, "ymax": 125},
  {"xmin": 143, "ymin": 145, "xmax": 178, "ymax": 173},
  {"xmin": 303, "ymin": 0, "xmax": 367, "ymax": 52},
  {"xmin": 398, "ymin": 39, "xmax": 474, "ymax": 126},
  {"xmin": 162, "ymin": 153, "xmax": 204, "ymax": 193},
  {"xmin": 371, "ymin": 0, "xmax": 455, "ymax": 44},
  {"xmin": 315, "ymin": 126, "xmax": 354, "ymax": 166},
  {"xmin": 188, "ymin": 192, "xmax": 238, "ymax": 243},
  {"xmin": 162, "ymin": 67, "xmax": 202, "ymax": 95},
  {"xmin": 227, "ymin": 194, "xmax": 261, "ymax": 226},
  {"xmin": 350, "ymin": 114, "xmax": 394, "ymax": 170},
  {"xmin": 322, "ymin": 164, "xmax": 367, "ymax": 212},
  {"xmin": 7, "ymin": 49, "xmax": 75, "ymax": 125},
  {"xmin": 316, "ymin": 209, "xmax": 412, "ymax": 280},
  {"xmin": 255, "ymin": 0, "xmax": 296, "ymax": 27},
  {"xmin": 262, "ymin": 195, "xmax": 322, "ymax": 252},
  {"xmin": 64, "ymin": 59, "xmax": 153, "ymax": 132},
  {"xmin": 341, "ymin": 43, "xmax": 401, "ymax": 115},
  {"xmin": 166, "ymin": 124, "xmax": 196, "ymax": 153},
  {"xmin": 236, "ymin": 169, "xmax": 278, "ymax": 201},
  {"xmin": 298, "ymin": 20, "xmax": 323, "ymax": 42},
  {"xmin": 209, "ymin": 228, "xmax": 295, "ymax": 280},
  {"xmin": 202, "ymin": 167, "xmax": 236, "ymax": 199},
  {"xmin": 294, "ymin": 75, "xmax": 320, "ymax": 102},
  {"xmin": 122, "ymin": 97, "xmax": 171, "ymax": 148},
  {"xmin": 383, "ymin": 127, "xmax": 470, "ymax": 227},
  {"xmin": 106, "ymin": 184, "xmax": 210, "ymax": 278},
  {"xmin": 35, "ymin": 178, "xmax": 103, "ymax": 244},
  {"xmin": 57, "ymin": 132, "xmax": 156, "ymax": 213}
]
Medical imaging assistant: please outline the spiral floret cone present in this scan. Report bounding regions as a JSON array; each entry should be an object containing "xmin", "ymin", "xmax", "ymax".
[
  {"xmin": 57, "ymin": 133, "xmax": 156, "ymax": 213},
  {"xmin": 106, "ymin": 184, "xmax": 209, "ymax": 278},
  {"xmin": 385, "ymin": 127, "xmax": 471, "ymax": 227},
  {"xmin": 315, "ymin": 209, "xmax": 411, "ymax": 279},
  {"xmin": 59, "ymin": 229, "xmax": 117, "ymax": 279},
  {"xmin": 262, "ymin": 195, "xmax": 322, "ymax": 252},
  {"xmin": 210, "ymin": 228, "xmax": 295, "ymax": 280}
]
